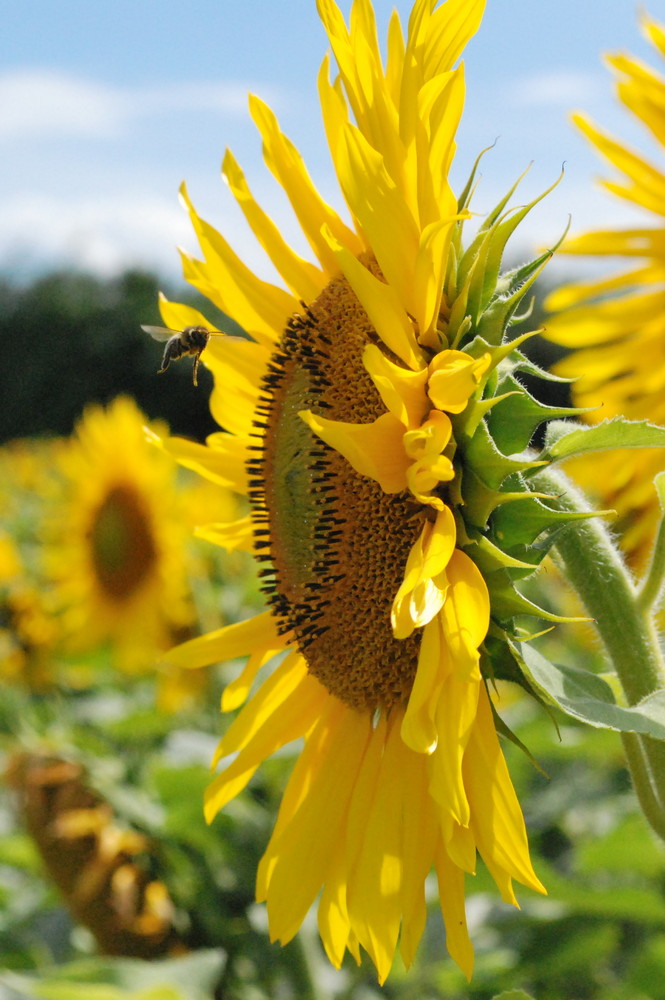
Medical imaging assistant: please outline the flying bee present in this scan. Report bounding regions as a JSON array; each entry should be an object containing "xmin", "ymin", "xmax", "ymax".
[{"xmin": 141, "ymin": 324, "xmax": 223, "ymax": 386}]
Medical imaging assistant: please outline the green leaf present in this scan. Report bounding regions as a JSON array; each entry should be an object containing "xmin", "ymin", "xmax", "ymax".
[
  {"xmin": 515, "ymin": 642, "xmax": 665, "ymax": 739},
  {"xmin": 541, "ymin": 417, "xmax": 665, "ymax": 463}
]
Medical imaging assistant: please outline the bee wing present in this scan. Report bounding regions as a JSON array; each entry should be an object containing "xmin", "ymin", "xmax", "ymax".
[
  {"xmin": 206, "ymin": 334, "xmax": 248, "ymax": 344},
  {"xmin": 141, "ymin": 325, "xmax": 177, "ymax": 343}
]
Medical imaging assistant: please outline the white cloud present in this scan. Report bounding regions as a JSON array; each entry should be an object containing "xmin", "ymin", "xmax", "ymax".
[
  {"xmin": 508, "ymin": 70, "xmax": 604, "ymax": 108},
  {"xmin": 0, "ymin": 192, "xmax": 191, "ymax": 276},
  {"xmin": 0, "ymin": 69, "xmax": 272, "ymax": 142},
  {"xmin": 0, "ymin": 188, "xmax": 294, "ymax": 282}
]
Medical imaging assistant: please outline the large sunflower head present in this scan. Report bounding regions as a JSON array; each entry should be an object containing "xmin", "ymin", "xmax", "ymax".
[
  {"xmin": 155, "ymin": 0, "xmax": 579, "ymax": 982},
  {"xmin": 544, "ymin": 10, "xmax": 665, "ymax": 565},
  {"xmin": 45, "ymin": 396, "xmax": 197, "ymax": 675}
]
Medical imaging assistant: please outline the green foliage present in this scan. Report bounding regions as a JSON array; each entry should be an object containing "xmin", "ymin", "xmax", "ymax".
[
  {"xmin": 0, "ymin": 952, "xmax": 225, "ymax": 1000},
  {"xmin": 542, "ymin": 417, "xmax": 665, "ymax": 462}
]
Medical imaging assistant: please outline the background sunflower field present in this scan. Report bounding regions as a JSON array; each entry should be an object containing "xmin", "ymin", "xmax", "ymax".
[{"xmin": 0, "ymin": 262, "xmax": 663, "ymax": 1000}]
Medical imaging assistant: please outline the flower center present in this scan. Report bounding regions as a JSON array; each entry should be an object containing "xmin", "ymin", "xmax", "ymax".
[
  {"xmin": 89, "ymin": 484, "xmax": 157, "ymax": 601},
  {"xmin": 250, "ymin": 269, "xmax": 424, "ymax": 712}
]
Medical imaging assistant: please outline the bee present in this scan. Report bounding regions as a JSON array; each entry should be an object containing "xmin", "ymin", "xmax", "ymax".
[{"xmin": 141, "ymin": 324, "xmax": 222, "ymax": 386}]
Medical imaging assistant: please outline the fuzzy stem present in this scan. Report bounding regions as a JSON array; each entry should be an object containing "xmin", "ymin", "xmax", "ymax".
[
  {"xmin": 530, "ymin": 467, "xmax": 665, "ymax": 839},
  {"xmin": 636, "ymin": 510, "xmax": 665, "ymax": 614}
]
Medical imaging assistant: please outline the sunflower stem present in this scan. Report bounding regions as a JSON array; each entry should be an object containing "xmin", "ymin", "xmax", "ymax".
[
  {"xmin": 530, "ymin": 467, "xmax": 665, "ymax": 841},
  {"xmin": 636, "ymin": 508, "xmax": 665, "ymax": 614}
]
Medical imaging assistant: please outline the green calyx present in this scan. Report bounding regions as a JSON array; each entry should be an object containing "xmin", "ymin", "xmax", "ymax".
[{"xmin": 437, "ymin": 169, "xmax": 597, "ymax": 694}]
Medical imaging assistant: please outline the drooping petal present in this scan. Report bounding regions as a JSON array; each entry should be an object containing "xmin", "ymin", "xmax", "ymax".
[
  {"xmin": 427, "ymin": 350, "xmax": 492, "ymax": 413},
  {"xmin": 363, "ymin": 343, "xmax": 429, "ymax": 427},
  {"xmin": 434, "ymin": 842, "xmax": 474, "ymax": 981},
  {"xmin": 300, "ymin": 409, "xmax": 409, "ymax": 493},
  {"xmin": 391, "ymin": 506, "xmax": 457, "ymax": 638},
  {"xmin": 463, "ymin": 683, "xmax": 547, "ymax": 899},
  {"xmin": 206, "ymin": 659, "xmax": 328, "ymax": 819},
  {"xmin": 258, "ymin": 700, "xmax": 372, "ymax": 943}
]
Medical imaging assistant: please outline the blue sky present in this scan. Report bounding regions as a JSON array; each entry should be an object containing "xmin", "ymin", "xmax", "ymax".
[{"xmin": 3, "ymin": 1, "xmax": 663, "ymax": 284}]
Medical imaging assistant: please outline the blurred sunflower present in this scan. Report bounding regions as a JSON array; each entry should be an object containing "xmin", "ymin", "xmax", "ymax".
[
  {"xmin": 545, "ymin": 10, "xmax": 665, "ymax": 565},
  {"xmin": 0, "ymin": 532, "xmax": 56, "ymax": 688},
  {"xmin": 45, "ymin": 396, "xmax": 197, "ymax": 677},
  {"xmin": 156, "ymin": 0, "xmax": 557, "ymax": 982}
]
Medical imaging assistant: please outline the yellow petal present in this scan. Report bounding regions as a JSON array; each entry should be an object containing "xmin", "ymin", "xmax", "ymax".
[
  {"xmin": 323, "ymin": 232, "xmax": 425, "ymax": 369},
  {"xmin": 398, "ymin": 728, "xmax": 439, "ymax": 970},
  {"xmin": 464, "ymin": 684, "xmax": 546, "ymax": 897},
  {"xmin": 362, "ymin": 343, "xmax": 429, "ymax": 427},
  {"xmin": 300, "ymin": 409, "xmax": 408, "ymax": 493},
  {"xmin": 401, "ymin": 615, "xmax": 449, "ymax": 753},
  {"xmin": 439, "ymin": 549, "xmax": 490, "ymax": 680},
  {"xmin": 179, "ymin": 182, "xmax": 297, "ymax": 342},
  {"xmin": 206, "ymin": 662, "xmax": 327, "ymax": 820},
  {"xmin": 160, "ymin": 432, "xmax": 250, "ymax": 493},
  {"xmin": 212, "ymin": 651, "xmax": 309, "ymax": 764},
  {"xmin": 249, "ymin": 94, "xmax": 363, "ymax": 273},
  {"xmin": 259, "ymin": 700, "xmax": 371, "ymax": 943},
  {"xmin": 161, "ymin": 610, "xmax": 283, "ymax": 670},
  {"xmin": 336, "ymin": 124, "xmax": 421, "ymax": 318},
  {"xmin": 222, "ymin": 148, "xmax": 325, "ymax": 303},
  {"xmin": 204, "ymin": 339, "xmax": 270, "ymax": 436},
  {"xmin": 427, "ymin": 350, "xmax": 492, "ymax": 413},
  {"xmin": 434, "ymin": 842, "xmax": 474, "ymax": 981},
  {"xmin": 346, "ymin": 715, "xmax": 405, "ymax": 985},
  {"xmin": 427, "ymin": 674, "xmax": 480, "ymax": 828},
  {"xmin": 157, "ymin": 295, "xmax": 218, "ymax": 333},
  {"xmin": 391, "ymin": 506, "xmax": 457, "ymax": 638},
  {"xmin": 221, "ymin": 644, "xmax": 282, "ymax": 712},
  {"xmin": 195, "ymin": 515, "xmax": 254, "ymax": 553}
]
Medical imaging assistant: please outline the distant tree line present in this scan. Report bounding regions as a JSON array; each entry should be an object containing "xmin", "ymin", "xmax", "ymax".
[
  {"xmin": 0, "ymin": 269, "xmax": 224, "ymax": 444},
  {"xmin": 0, "ymin": 267, "xmax": 569, "ymax": 446}
]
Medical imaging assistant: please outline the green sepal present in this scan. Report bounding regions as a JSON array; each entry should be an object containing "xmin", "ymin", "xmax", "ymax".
[
  {"xmin": 460, "ymin": 418, "xmax": 545, "ymax": 492},
  {"xmin": 457, "ymin": 173, "xmax": 564, "ymax": 334},
  {"xmin": 487, "ymin": 374, "xmax": 582, "ymax": 454},
  {"xmin": 463, "ymin": 391, "xmax": 521, "ymax": 439},
  {"xmin": 491, "ymin": 494, "xmax": 610, "ymax": 550},
  {"xmin": 456, "ymin": 142, "xmax": 499, "ymax": 217},
  {"xmin": 475, "ymin": 249, "xmax": 554, "ymax": 345},
  {"xmin": 513, "ymin": 641, "xmax": 665, "ymax": 740},
  {"xmin": 485, "ymin": 571, "xmax": 585, "ymax": 624},
  {"xmin": 491, "ymin": 703, "xmax": 549, "ymax": 777},
  {"xmin": 462, "ymin": 529, "xmax": 538, "ymax": 575},
  {"xmin": 540, "ymin": 416, "xmax": 665, "ymax": 464}
]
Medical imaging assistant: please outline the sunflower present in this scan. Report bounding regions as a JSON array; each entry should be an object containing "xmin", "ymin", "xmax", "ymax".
[
  {"xmin": 0, "ymin": 531, "xmax": 57, "ymax": 688},
  {"xmin": 544, "ymin": 10, "xmax": 665, "ymax": 566},
  {"xmin": 157, "ymin": 0, "xmax": 556, "ymax": 982},
  {"xmin": 45, "ymin": 396, "xmax": 197, "ymax": 676}
]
